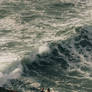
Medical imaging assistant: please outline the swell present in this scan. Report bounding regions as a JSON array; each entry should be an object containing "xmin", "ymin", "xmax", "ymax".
[
  {"xmin": 0, "ymin": 0, "xmax": 92, "ymax": 92},
  {"xmin": 19, "ymin": 26, "xmax": 92, "ymax": 92}
]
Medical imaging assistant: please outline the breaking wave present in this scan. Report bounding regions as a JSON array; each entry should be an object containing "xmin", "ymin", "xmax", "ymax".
[
  {"xmin": 0, "ymin": 0, "xmax": 92, "ymax": 92},
  {"xmin": 5, "ymin": 26, "xmax": 91, "ymax": 92}
]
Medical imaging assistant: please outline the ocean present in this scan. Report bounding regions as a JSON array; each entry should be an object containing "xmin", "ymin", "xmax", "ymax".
[{"xmin": 0, "ymin": 0, "xmax": 92, "ymax": 92}]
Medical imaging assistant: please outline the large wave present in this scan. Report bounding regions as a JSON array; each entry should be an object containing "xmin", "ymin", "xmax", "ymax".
[
  {"xmin": 4, "ymin": 26, "xmax": 91, "ymax": 92},
  {"xmin": 0, "ymin": 0, "xmax": 92, "ymax": 92}
]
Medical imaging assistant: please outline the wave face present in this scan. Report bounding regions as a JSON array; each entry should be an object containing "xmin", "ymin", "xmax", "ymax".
[
  {"xmin": 20, "ymin": 26, "xmax": 92, "ymax": 92},
  {"xmin": 0, "ymin": 0, "xmax": 92, "ymax": 92}
]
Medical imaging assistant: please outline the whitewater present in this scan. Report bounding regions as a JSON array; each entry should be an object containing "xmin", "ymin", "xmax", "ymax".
[{"xmin": 0, "ymin": 0, "xmax": 92, "ymax": 92}]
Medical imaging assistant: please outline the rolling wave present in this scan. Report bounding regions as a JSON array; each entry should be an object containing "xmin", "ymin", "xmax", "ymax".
[
  {"xmin": 0, "ymin": 0, "xmax": 92, "ymax": 92},
  {"xmin": 9, "ymin": 26, "xmax": 91, "ymax": 92}
]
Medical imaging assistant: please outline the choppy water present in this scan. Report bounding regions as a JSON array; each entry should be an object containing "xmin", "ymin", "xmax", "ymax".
[{"xmin": 0, "ymin": 0, "xmax": 92, "ymax": 92}]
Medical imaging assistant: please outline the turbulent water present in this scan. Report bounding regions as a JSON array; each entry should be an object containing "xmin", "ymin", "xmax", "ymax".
[{"xmin": 0, "ymin": 0, "xmax": 92, "ymax": 92}]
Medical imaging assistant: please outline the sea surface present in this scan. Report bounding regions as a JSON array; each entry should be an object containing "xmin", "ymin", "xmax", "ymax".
[{"xmin": 0, "ymin": 0, "xmax": 92, "ymax": 92}]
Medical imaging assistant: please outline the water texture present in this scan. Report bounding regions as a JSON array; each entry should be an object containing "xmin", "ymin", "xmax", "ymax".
[{"xmin": 0, "ymin": 0, "xmax": 92, "ymax": 92}]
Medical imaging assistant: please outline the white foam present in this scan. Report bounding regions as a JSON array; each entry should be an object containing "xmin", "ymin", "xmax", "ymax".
[
  {"xmin": 0, "ymin": 72, "xmax": 3, "ymax": 78},
  {"xmin": 0, "ymin": 17, "xmax": 24, "ymax": 30},
  {"xmin": 0, "ymin": 51, "xmax": 22, "ymax": 86},
  {"xmin": 38, "ymin": 44, "xmax": 50, "ymax": 54},
  {"xmin": 72, "ymin": 90, "xmax": 78, "ymax": 92},
  {"xmin": 0, "ymin": 64, "xmax": 22, "ymax": 86},
  {"xmin": 9, "ymin": 66, "xmax": 22, "ymax": 79},
  {"xmin": 30, "ymin": 82, "xmax": 40, "ymax": 88},
  {"xmin": 0, "ymin": 52, "xmax": 19, "ymax": 72}
]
